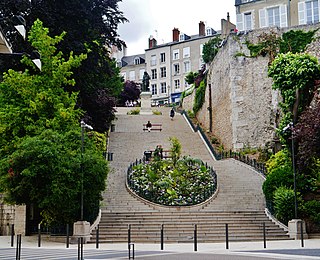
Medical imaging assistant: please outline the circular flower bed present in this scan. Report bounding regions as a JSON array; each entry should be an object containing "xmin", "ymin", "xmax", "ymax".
[{"xmin": 127, "ymin": 156, "xmax": 217, "ymax": 206}]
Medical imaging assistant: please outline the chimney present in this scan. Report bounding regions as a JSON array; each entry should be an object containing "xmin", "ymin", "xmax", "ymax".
[
  {"xmin": 199, "ymin": 21, "xmax": 205, "ymax": 36},
  {"xmin": 148, "ymin": 36, "xmax": 157, "ymax": 49},
  {"xmin": 172, "ymin": 27, "xmax": 180, "ymax": 42}
]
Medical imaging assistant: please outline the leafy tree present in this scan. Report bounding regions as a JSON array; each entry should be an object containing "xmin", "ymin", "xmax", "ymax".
[
  {"xmin": 185, "ymin": 71, "xmax": 198, "ymax": 85},
  {"xmin": 193, "ymin": 80, "xmax": 206, "ymax": 114},
  {"xmin": 0, "ymin": 0, "xmax": 127, "ymax": 132},
  {"xmin": 118, "ymin": 80, "xmax": 141, "ymax": 106},
  {"xmin": 202, "ymin": 37, "xmax": 221, "ymax": 63},
  {"xmin": 268, "ymin": 53, "xmax": 320, "ymax": 136},
  {"xmin": 0, "ymin": 20, "xmax": 108, "ymax": 225}
]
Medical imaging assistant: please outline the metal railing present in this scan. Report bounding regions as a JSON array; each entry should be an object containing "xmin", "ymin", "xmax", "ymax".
[
  {"xmin": 127, "ymin": 159, "xmax": 217, "ymax": 206},
  {"xmin": 181, "ymin": 110, "xmax": 266, "ymax": 175}
]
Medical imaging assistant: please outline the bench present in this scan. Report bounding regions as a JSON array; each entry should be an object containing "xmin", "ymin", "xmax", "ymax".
[{"xmin": 143, "ymin": 123, "xmax": 162, "ymax": 131}]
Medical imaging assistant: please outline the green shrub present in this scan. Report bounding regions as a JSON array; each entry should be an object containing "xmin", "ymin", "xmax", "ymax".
[
  {"xmin": 193, "ymin": 80, "xmax": 206, "ymax": 114},
  {"xmin": 303, "ymin": 200, "xmax": 320, "ymax": 225},
  {"xmin": 127, "ymin": 108, "xmax": 140, "ymax": 115},
  {"xmin": 211, "ymin": 137, "xmax": 219, "ymax": 145},
  {"xmin": 273, "ymin": 186, "xmax": 296, "ymax": 224},
  {"xmin": 152, "ymin": 110, "xmax": 162, "ymax": 115},
  {"xmin": 169, "ymin": 137, "xmax": 182, "ymax": 166},
  {"xmin": 187, "ymin": 110, "xmax": 195, "ymax": 118}
]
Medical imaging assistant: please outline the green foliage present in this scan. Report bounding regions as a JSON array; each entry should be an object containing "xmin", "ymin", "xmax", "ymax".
[
  {"xmin": 187, "ymin": 110, "xmax": 195, "ymax": 118},
  {"xmin": 169, "ymin": 137, "xmax": 182, "ymax": 166},
  {"xmin": 268, "ymin": 52, "xmax": 320, "ymax": 142},
  {"xmin": 130, "ymin": 156, "xmax": 216, "ymax": 206},
  {"xmin": 152, "ymin": 110, "xmax": 162, "ymax": 115},
  {"xmin": 127, "ymin": 108, "xmax": 140, "ymax": 115},
  {"xmin": 211, "ymin": 137, "xmax": 220, "ymax": 145},
  {"xmin": 263, "ymin": 149, "xmax": 293, "ymax": 202},
  {"xmin": 273, "ymin": 186, "xmax": 296, "ymax": 224},
  {"xmin": 202, "ymin": 37, "xmax": 222, "ymax": 63},
  {"xmin": 185, "ymin": 72, "xmax": 198, "ymax": 85},
  {"xmin": 246, "ymin": 31, "xmax": 281, "ymax": 63},
  {"xmin": 303, "ymin": 200, "xmax": 320, "ymax": 226},
  {"xmin": 193, "ymin": 80, "xmax": 206, "ymax": 114},
  {"xmin": 0, "ymin": 20, "xmax": 108, "ymax": 225},
  {"xmin": 280, "ymin": 29, "xmax": 317, "ymax": 54}
]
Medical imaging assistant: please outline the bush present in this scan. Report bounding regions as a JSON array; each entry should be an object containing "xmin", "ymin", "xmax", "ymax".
[
  {"xmin": 127, "ymin": 108, "xmax": 140, "ymax": 115},
  {"xmin": 303, "ymin": 200, "xmax": 320, "ymax": 226},
  {"xmin": 193, "ymin": 80, "xmax": 206, "ymax": 114},
  {"xmin": 273, "ymin": 186, "xmax": 296, "ymax": 224},
  {"xmin": 152, "ymin": 110, "xmax": 162, "ymax": 115}
]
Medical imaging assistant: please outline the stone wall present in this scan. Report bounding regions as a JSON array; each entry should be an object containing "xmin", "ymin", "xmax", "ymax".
[
  {"xmin": 182, "ymin": 24, "xmax": 320, "ymax": 151},
  {"xmin": 0, "ymin": 195, "xmax": 15, "ymax": 235}
]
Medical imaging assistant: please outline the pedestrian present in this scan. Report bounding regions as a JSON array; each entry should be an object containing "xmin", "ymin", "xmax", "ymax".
[
  {"xmin": 170, "ymin": 108, "xmax": 175, "ymax": 120},
  {"xmin": 146, "ymin": 120, "xmax": 152, "ymax": 132}
]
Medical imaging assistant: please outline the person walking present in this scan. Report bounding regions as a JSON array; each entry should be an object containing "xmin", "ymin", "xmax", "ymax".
[{"xmin": 170, "ymin": 108, "xmax": 175, "ymax": 120}]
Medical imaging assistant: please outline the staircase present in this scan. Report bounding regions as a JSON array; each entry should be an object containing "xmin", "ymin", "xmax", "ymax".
[{"xmin": 91, "ymin": 107, "xmax": 289, "ymax": 243}]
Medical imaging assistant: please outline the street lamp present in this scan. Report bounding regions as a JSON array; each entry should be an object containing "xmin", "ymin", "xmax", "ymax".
[
  {"xmin": 80, "ymin": 120, "xmax": 93, "ymax": 221},
  {"xmin": 283, "ymin": 122, "xmax": 298, "ymax": 219}
]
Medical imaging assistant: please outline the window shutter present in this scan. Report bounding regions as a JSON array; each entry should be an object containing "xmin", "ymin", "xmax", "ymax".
[
  {"xmin": 259, "ymin": 9, "xmax": 267, "ymax": 28},
  {"xmin": 280, "ymin": 5, "xmax": 288, "ymax": 27},
  {"xmin": 298, "ymin": 2, "xmax": 305, "ymax": 25},
  {"xmin": 236, "ymin": 13, "xmax": 244, "ymax": 31}
]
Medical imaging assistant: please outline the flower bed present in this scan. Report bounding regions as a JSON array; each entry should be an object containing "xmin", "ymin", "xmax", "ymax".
[{"xmin": 127, "ymin": 156, "xmax": 217, "ymax": 206}]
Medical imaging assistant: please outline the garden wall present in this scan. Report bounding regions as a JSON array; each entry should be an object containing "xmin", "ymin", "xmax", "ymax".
[{"xmin": 183, "ymin": 24, "xmax": 320, "ymax": 151}]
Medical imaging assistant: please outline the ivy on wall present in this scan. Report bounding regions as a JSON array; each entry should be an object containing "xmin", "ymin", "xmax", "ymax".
[{"xmin": 193, "ymin": 80, "xmax": 206, "ymax": 114}]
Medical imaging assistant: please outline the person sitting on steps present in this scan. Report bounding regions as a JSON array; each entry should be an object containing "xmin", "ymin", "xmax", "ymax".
[{"xmin": 146, "ymin": 120, "xmax": 152, "ymax": 132}]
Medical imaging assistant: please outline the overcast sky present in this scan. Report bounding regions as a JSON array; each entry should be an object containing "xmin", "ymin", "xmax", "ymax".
[{"xmin": 117, "ymin": 0, "xmax": 236, "ymax": 55}]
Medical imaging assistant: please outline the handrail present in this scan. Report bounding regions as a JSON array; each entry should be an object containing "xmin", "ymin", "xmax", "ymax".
[{"xmin": 127, "ymin": 158, "xmax": 217, "ymax": 207}]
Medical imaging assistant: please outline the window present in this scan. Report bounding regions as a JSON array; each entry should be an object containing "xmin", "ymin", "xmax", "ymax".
[
  {"xmin": 259, "ymin": 5, "xmax": 287, "ymax": 28},
  {"xmin": 184, "ymin": 61, "xmax": 191, "ymax": 73},
  {"xmin": 268, "ymin": 7, "xmax": 280, "ymax": 27},
  {"xmin": 306, "ymin": 0, "xmax": 319, "ymax": 24},
  {"xmin": 129, "ymin": 71, "xmax": 135, "ymax": 80},
  {"xmin": 160, "ymin": 52, "xmax": 166, "ymax": 62},
  {"xmin": 160, "ymin": 67, "xmax": 166, "ymax": 78},
  {"xmin": 151, "ymin": 84, "xmax": 157, "ymax": 95},
  {"xmin": 161, "ymin": 82, "xmax": 167, "ymax": 94},
  {"xmin": 244, "ymin": 12, "xmax": 252, "ymax": 30},
  {"xmin": 151, "ymin": 69, "xmax": 157, "ymax": 80},
  {"xmin": 151, "ymin": 55, "xmax": 157, "ymax": 66},
  {"xmin": 183, "ymin": 47, "xmax": 190, "ymax": 58},
  {"xmin": 134, "ymin": 57, "xmax": 140, "ymax": 65},
  {"xmin": 173, "ymin": 63, "xmax": 180, "ymax": 75},
  {"xmin": 173, "ymin": 49, "xmax": 179, "ymax": 60},
  {"xmin": 174, "ymin": 79, "xmax": 180, "ymax": 89},
  {"xmin": 139, "ymin": 69, "xmax": 145, "ymax": 80},
  {"xmin": 200, "ymin": 44, "xmax": 204, "ymax": 56}
]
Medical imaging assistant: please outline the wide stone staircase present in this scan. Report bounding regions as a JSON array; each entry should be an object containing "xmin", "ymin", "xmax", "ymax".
[{"xmin": 90, "ymin": 107, "xmax": 289, "ymax": 243}]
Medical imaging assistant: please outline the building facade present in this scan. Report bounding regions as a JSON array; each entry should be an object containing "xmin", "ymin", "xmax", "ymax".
[
  {"xmin": 118, "ymin": 19, "xmax": 236, "ymax": 106},
  {"xmin": 235, "ymin": 0, "xmax": 320, "ymax": 31}
]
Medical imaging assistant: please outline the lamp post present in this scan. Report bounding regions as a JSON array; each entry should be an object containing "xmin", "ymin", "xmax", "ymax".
[
  {"xmin": 283, "ymin": 122, "xmax": 298, "ymax": 218},
  {"xmin": 80, "ymin": 120, "xmax": 93, "ymax": 221}
]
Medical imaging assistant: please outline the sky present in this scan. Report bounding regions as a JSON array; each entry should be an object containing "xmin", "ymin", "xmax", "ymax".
[{"xmin": 117, "ymin": 0, "xmax": 237, "ymax": 55}]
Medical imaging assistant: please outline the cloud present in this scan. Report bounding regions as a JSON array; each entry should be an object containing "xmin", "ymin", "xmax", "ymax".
[{"xmin": 118, "ymin": 0, "xmax": 154, "ymax": 45}]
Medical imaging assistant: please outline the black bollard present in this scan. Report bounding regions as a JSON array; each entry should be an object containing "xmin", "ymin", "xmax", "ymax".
[
  {"xmin": 225, "ymin": 224, "xmax": 229, "ymax": 249},
  {"xmin": 66, "ymin": 224, "xmax": 69, "ymax": 248},
  {"xmin": 77, "ymin": 238, "xmax": 80, "ymax": 260},
  {"xmin": 301, "ymin": 221, "xmax": 304, "ymax": 248},
  {"xmin": 15, "ymin": 234, "xmax": 21, "ymax": 260},
  {"xmin": 11, "ymin": 224, "xmax": 14, "ymax": 247},
  {"xmin": 160, "ymin": 224, "xmax": 164, "ymax": 250},
  {"xmin": 96, "ymin": 225, "xmax": 100, "ymax": 249},
  {"xmin": 128, "ymin": 224, "xmax": 131, "ymax": 249},
  {"xmin": 38, "ymin": 223, "xmax": 41, "ymax": 247},
  {"xmin": 128, "ymin": 243, "xmax": 135, "ymax": 259},
  {"xmin": 263, "ymin": 222, "xmax": 267, "ymax": 248},
  {"xmin": 194, "ymin": 224, "xmax": 197, "ymax": 252}
]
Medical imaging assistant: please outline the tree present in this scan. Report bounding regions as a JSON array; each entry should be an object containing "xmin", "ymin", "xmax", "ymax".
[
  {"xmin": 119, "ymin": 80, "xmax": 141, "ymax": 106},
  {"xmin": 0, "ymin": 0, "xmax": 128, "ymax": 132},
  {"xmin": 202, "ymin": 37, "xmax": 221, "ymax": 63},
  {"xmin": 0, "ymin": 20, "xmax": 108, "ymax": 225},
  {"xmin": 268, "ymin": 53, "xmax": 320, "ymax": 140}
]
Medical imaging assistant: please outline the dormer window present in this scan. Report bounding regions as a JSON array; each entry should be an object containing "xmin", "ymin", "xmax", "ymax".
[
  {"xmin": 134, "ymin": 57, "xmax": 140, "ymax": 65},
  {"xmin": 179, "ymin": 33, "xmax": 190, "ymax": 41},
  {"xmin": 206, "ymin": 28, "xmax": 216, "ymax": 36}
]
